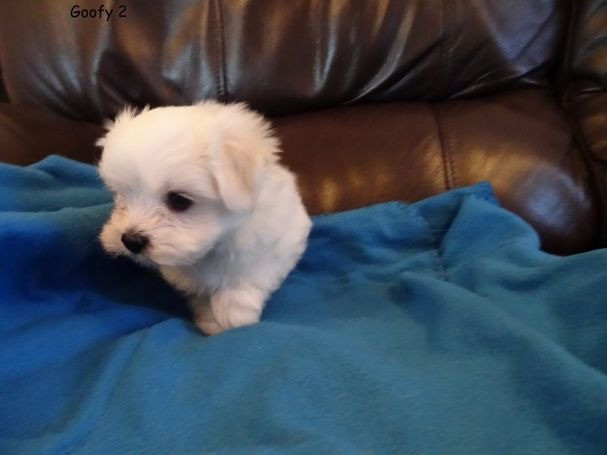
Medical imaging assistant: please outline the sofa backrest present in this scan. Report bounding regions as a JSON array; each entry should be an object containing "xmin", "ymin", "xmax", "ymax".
[{"xmin": 0, "ymin": 0, "xmax": 568, "ymax": 121}]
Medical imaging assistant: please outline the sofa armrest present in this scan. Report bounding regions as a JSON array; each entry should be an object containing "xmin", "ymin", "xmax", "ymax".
[
  {"xmin": 0, "ymin": 103, "xmax": 103, "ymax": 165},
  {"xmin": 563, "ymin": 0, "xmax": 607, "ymax": 247}
]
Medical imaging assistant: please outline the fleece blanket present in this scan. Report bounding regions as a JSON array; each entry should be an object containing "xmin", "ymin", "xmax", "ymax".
[{"xmin": 0, "ymin": 156, "xmax": 606, "ymax": 454}]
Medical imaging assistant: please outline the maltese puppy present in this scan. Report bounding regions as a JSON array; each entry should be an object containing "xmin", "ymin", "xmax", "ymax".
[{"xmin": 96, "ymin": 101, "xmax": 311, "ymax": 335}]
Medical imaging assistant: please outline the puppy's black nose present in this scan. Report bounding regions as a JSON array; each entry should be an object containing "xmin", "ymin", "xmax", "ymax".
[{"xmin": 121, "ymin": 232, "xmax": 149, "ymax": 254}]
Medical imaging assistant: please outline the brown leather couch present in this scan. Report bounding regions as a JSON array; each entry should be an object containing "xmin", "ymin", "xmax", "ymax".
[{"xmin": 0, "ymin": 0, "xmax": 605, "ymax": 255}]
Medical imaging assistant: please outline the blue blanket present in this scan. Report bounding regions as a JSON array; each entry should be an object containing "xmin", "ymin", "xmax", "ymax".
[{"xmin": 0, "ymin": 156, "xmax": 605, "ymax": 454}]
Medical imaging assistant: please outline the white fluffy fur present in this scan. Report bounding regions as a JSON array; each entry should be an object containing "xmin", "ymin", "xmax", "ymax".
[{"xmin": 97, "ymin": 101, "xmax": 311, "ymax": 335}]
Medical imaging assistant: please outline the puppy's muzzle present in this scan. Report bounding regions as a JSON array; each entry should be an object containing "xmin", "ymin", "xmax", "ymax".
[{"xmin": 121, "ymin": 231, "xmax": 149, "ymax": 254}]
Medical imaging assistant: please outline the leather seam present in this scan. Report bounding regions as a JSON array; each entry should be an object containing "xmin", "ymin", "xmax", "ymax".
[
  {"xmin": 211, "ymin": 0, "xmax": 227, "ymax": 101},
  {"xmin": 431, "ymin": 103, "xmax": 458, "ymax": 190},
  {"xmin": 443, "ymin": 110, "xmax": 459, "ymax": 188}
]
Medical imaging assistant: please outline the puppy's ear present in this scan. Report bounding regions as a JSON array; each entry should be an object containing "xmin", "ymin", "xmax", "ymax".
[
  {"xmin": 211, "ymin": 140, "xmax": 264, "ymax": 212},
  {"xmin": 95, "ymin": 136, "xmax": 107, "ymax": 148}
]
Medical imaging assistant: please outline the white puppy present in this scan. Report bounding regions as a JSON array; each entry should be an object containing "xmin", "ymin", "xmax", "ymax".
[{"xmin": 96, "ymin": 101, "xmax": 311, "ymax": 335}]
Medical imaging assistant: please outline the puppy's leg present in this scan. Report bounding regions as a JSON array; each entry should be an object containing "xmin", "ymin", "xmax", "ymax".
[
  {"xmin": 188, "ymin": 295, "xmax": 222, "ymax": 336},
  {"xmin": 207, "ymin": 287, "xmax": 265, "ymax": 334}
]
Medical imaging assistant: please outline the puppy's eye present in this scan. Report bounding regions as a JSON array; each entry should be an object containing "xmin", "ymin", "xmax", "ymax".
[{"xmin": 166, "ymin": 192, "xmax": 193, "ymax": 212}]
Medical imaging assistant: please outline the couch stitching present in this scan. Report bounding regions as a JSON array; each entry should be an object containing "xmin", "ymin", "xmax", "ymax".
[
  {"xmin": 211, "ymin": 0, "xmax": 227, "ymax": 101},
  {"xmin": 443, "ymin": 0, "xmax": 458, "ymax": 187},
  {"xmin": 435, "ymin": 0, "xmax": 459, "ymax": 189},
  {"xmin": 431, "ymin": 103, "xmax": 456, "ymax": 190},
  {"xmin": 442, "ymin": 109, "xmax": 459, "ymax": 188}
]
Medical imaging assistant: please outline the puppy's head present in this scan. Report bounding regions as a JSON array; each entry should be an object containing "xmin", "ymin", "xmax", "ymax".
[{"xmin": 96, "ymin": 101, "xmax": 279, "ymax": 267}]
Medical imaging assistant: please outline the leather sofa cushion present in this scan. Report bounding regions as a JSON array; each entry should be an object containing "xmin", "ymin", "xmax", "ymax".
[
  {"xmin": 0, "ymin": 103, "xmax": 102, "ymax": 165},
  {"xmin": 276, "ymin": 89, "xmax": 597, "ymax": 254},
  {"xmin": 1, "ymin": 87, "xmax": 595, "ymax": 254},
  {"xmin": 0, "ymin": 0, "xmax": 566, "ymax": 121}
]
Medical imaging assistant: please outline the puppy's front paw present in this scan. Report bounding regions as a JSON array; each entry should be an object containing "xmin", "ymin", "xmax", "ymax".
[
  {"xmin": 191, "ymin": 288, "xmax": 265, "ymax": 335},
  {"xmin": 211, "ymin": 288, "xmax": 265, "ymax": 334},
  {"xmin": 193, "ymin": 303, "xmax": 224, "ymax": 336}
]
